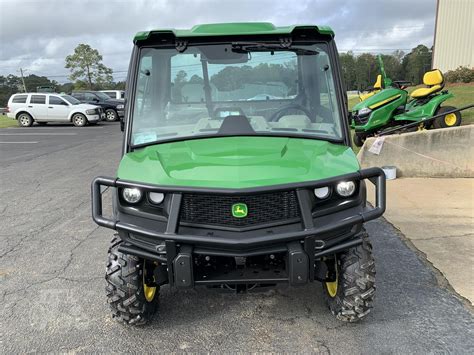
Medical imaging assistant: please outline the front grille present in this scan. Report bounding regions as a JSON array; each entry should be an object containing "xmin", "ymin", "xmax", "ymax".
[{"xmin": 180, "ymin": 191, "xmax": 300, "ymax": 228}]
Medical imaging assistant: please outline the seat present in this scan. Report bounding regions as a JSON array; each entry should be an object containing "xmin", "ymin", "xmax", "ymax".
[
  {"xmin": 373, "ymin": 74, "xmax": 382, "ymax": 90},
  {"xmin": 410, "ymin": 69, "xmax": 444, "ymax": 99},
  {"xmin": 359, "ymin": 75, "xmax": 383, "ymax": 101}
]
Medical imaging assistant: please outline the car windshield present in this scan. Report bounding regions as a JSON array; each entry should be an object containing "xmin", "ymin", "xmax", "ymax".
[
  {"xmin": 95, "ymin": 92, "xmax": 112, "ymax": 100},
  {"xmin": 131, "ymin": 42, "xmax": 343, "ymax": 146},
  {"xmin": 62, "ymin": 95, "xmax": 81, "ymax": 105}
]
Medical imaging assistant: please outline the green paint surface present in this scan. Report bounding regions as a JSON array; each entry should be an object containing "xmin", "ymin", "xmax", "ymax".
[
  {"xmin": 134, "ymin": 23, "xmax": 334, "ymax": 42},
  {"xmin": 117, "ymin": 137, "xmax": 359, "ymax": 189}
]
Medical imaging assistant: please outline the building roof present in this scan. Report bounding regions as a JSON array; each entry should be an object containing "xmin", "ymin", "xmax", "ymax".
[{"xmin": 134, "ymin": 22, "xmax": 334, "ymax": 42}]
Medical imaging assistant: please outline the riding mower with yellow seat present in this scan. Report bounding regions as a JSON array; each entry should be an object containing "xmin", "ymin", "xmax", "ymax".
[{"xmin": 351, "ymin": 68, "xmax": 461, "ymax": 147}]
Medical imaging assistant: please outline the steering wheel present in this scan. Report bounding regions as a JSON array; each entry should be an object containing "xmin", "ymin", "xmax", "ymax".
[{"xmin": 269, "ymin": 104, "xmax": 313, "ymax": 122}]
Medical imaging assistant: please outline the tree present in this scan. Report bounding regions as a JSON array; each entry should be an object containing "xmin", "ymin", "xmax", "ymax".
[
  {"xmin": 0, "ymin": 75, "xmax": 23, "ymax": 106},
  {"xmin": 339, "ymin": 52, "xmax": 356, "ymax": 90},
  {"xmin": 354, "ymin": 53, "xmax": 377, "ymax": 90},
  {"xmin": 402, "ymin": 45, "xmax": 432, "ymax": 85},
  {"xmin": 23, "ymin": 74, "xmax": 58, "ymax": 92},
  {"xmin": 65, "ymin": 44, "xmax": 113, "ymax": 89}
]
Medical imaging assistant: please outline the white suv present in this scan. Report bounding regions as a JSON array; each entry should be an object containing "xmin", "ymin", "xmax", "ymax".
[{"xmin": 7, "ymin": 93, "xmax": 105, "ymax": 127}]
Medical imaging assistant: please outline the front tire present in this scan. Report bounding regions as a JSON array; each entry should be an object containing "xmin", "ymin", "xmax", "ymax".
[
  {"xmin": 353, "ymin": 133, "xmax": 366, "ymax": 147},
  {"xmin": 17, "ymin": 113, "xmax": 33, "ymax": 127},
  {"xmin": 105, "ymin": 109, "xmax": 118, "ymax": 122},
  {"xmin": 105, "ymin": 236, "xmax": 158, "ymax": 326},
  {"xmin": 433, "ymin": 106, "xmax": 461, "ymax": 129},
  {"xmin": 72, "ymin": 113, "xmax": 87, "ymax": 127},
  {"xmin": 324, "ymin": 232, "xmax": 376, "ymax": 322}
]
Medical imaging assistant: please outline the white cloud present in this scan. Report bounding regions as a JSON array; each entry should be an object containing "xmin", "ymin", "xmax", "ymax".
[{"xmin": 0, "ymin": 0, "xmax": 436, "ymax": 82}]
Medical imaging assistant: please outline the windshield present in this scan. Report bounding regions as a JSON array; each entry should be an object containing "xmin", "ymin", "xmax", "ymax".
[
  {"xmin": 131, "ymin": 42, "xmax": 343, "ymax": 146},
  {"xmin": 62, "ymin": 95, "xmax": 81, "ymax": 105},
  {"xmin": 95, "ymin": 91, "xmax": 112, "ymax": 101}
]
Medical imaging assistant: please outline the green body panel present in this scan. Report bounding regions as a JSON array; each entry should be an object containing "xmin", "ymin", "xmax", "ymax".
[
  {"xmin": 117, "ymin": 137, "xmax": 359, "ymax": 189},
  {"xmin": 134, "ymin": 22, "xmax": 334, "ymax": 42},
  {"xmin": 393, "ymin": 92, "xmax": 453, "ymax": 122},
  {"xmin": 353, "ymin": 88, "xmax": 407, "ymax": 131}
]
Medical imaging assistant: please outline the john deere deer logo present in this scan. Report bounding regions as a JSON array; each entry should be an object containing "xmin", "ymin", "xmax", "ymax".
[{"xmin": 232, "ymin": 203, "xmax": 248, "ymax": 218}]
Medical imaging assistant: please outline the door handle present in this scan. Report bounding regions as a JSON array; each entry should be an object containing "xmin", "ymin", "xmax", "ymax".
[
  {"xmin": 48, "ymin": 106, "xmax": 53, "ymax": 108},
  {"xmin": 28, "ymin": 105, "xmax": 33, "ymax": 108}
]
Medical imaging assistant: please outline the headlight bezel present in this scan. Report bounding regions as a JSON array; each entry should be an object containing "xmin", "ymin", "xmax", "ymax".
[
  {"xmin": 116, "ymin": 104, "xmax": 124, "ymax": 110},
  {"xmin": 85, "ymin": 109, "xmax": 97, "ymax": 115}
]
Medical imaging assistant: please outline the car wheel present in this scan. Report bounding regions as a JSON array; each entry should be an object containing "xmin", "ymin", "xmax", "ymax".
[
  {"xmin": 106, "ymin": 236, "xmax": 158, "ymax": 326},
  {"xmin": 323, "ymin": 230, "xmax": 376, "ymax": 322},
  {"xmin": 433, "ymin": 106, "xmax": 461, "ymax": 129},
  {"xmin": 353, "ymin": 133, "xmax": 365, "ymax": 147},
  {"xmin": 105, "ymin": 109, "xmax": 118, "ymax": 122},
  {"xmin": 72, "ymin": 113, "xmax": 87, "ymax": 127},
  {"xmin": 17, "ymin": 113, "xmax": 33, "ymax": 127}
]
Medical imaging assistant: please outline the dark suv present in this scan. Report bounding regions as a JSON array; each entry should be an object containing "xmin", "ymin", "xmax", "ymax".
[{"xmin": 71, "ymin": 91, "xmax": 124, "ymax": 122}]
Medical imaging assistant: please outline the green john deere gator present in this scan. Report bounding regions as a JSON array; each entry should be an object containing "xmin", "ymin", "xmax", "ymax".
[{"xmin": 92, "ymin": 22, "xmax": 386, "ymax": 325}]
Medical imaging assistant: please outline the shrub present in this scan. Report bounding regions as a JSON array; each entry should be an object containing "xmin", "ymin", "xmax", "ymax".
[{"xmin": 444, "ymin": 66, "xmax": 474, "ymax": 83}]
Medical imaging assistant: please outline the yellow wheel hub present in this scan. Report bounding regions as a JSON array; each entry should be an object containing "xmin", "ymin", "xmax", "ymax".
[
  {"xmin": 444, "ymin": 113, "xmax": 457, "ymax": 126},
  {"xmin": 325, "ymin": 259, "xmax": 339, "ymax": 298},
  {"xmin": 143, "ymin": 268, "xmax": 157, "ymax": 302}
]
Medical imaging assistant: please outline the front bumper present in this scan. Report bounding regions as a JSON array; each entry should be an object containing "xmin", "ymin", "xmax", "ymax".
[
  {"xmin": 86, "ymin": 114, "xmax": 101, "ymax": 122},
  {"xmin": 92, "ymin": 168, "xmax": 385, "ymax": 286}
]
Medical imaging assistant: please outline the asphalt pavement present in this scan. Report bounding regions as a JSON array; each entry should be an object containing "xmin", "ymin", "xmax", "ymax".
[{"xmin": 1, "ymin": 122, "xmax": 473, "ymax": 353}]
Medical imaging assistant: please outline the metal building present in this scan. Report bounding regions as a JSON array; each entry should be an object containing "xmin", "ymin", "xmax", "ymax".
[{"xmin": 432, "ymin": 0, "xmax": 474, "ymax": 72}]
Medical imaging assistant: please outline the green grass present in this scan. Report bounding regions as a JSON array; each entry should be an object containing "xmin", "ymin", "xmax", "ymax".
[
  {"xmin": 444, "ymin": 84, "xmax": 474, "ymax": 125},
  {"xmin": 348, "ymin": 83, "xmax": 474, "ymax": 124},
  {"xmin": 0, "ymin": 114, "xmax": 17, "ymax": 128}
]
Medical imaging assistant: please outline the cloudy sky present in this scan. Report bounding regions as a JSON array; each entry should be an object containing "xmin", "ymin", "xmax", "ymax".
[{"xmin": 0, "ymin": 0, "xmax": 437, "ymax": 83}]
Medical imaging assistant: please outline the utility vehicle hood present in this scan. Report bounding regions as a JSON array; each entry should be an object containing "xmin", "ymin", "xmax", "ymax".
[{"xmin": 117, "ymin": 137, "xmax": 359, "ymax": 189}]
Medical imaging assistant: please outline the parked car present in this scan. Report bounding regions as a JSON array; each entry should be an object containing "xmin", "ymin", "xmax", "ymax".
[
  {"xmin": 7, "ymin": 93, "xmax": 104, "ymax": 127},
  {"xmin": 71, "ymin": 91, "xmax": 124, "ymax": 122},
  {"xmin": 100, "ymin": 90, "xmax": 125, "ymax": 100}
]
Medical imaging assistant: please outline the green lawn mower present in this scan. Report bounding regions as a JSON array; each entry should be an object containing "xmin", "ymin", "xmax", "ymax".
[{"xmin": 351, "ymin": 69, "xmax": 462, "ymax": 147}]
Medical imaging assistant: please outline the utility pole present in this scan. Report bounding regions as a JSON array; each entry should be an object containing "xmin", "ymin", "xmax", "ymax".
[{"xmin": 18, "ymin": 68, "xmax": 27, "ymax": 92}]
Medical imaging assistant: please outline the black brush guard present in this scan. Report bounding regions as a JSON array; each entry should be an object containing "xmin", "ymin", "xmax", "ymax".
[{"xmin": 91, "ymin": 167, "xmax": 386, "ymax": 286}]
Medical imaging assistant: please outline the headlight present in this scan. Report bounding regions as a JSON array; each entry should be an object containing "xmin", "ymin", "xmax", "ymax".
[
  {"xmin": 122, "ymin": 188, "xmax": 142, "ymax": 203},
  {"xmin": 358, "ymin": 107, "xmax": 372, "ymax": 117},
  {"xmin": 116, "ymin": 104, "xmax": 124, "ymax": 110},
  {"xmin": 336, "ymin": 181, "xmax": 356, "ymax": 197},
  {"xmin": 148, "ymin": 192, "xmax": 165, "ymax": 204},
  {"xmin": 314, "ymin": 186, "xmax": 330, "ymax": 199},
  {"xmin": 85, "ymin": 109, "xmax": 96, "ymax": 115}
]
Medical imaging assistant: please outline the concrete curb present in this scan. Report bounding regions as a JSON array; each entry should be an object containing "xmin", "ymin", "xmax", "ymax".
[{"xmin": 358, "ymin": 125, "xmax": 474, "ymax": 178}]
